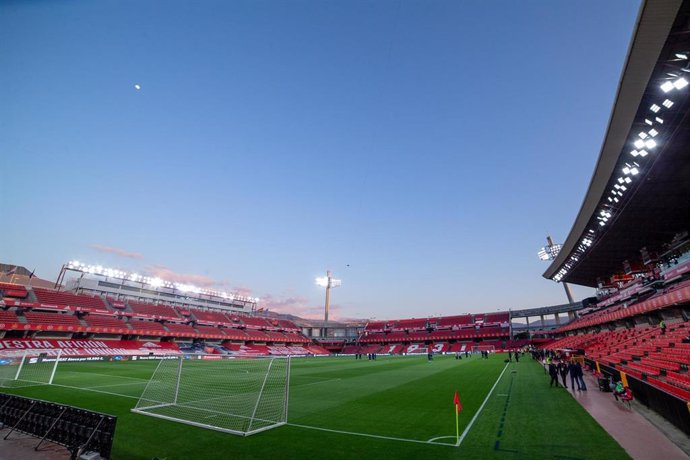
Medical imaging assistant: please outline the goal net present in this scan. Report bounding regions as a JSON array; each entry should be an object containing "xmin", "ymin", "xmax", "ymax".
[
  {"xmin": 472, "ymin": 345, "xmax": 496, "ymax": 353},
  {"xmin": 0, "ymin": 350, "xmax": 62, "ymax": 388},
  {"xmin": 131, "ymin": 355, "xmax": 290, "ymax": 436}
]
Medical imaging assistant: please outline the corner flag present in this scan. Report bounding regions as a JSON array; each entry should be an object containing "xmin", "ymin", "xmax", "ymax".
[
  {"xmin": 453, "ymin": 390, "xmax": 462, "ymax": 444},
  {"xmin": 453, "ymin": 391, "xmax": 462, "ymax": 413}
]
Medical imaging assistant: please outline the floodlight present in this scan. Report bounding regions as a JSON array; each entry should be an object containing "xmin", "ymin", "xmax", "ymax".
[
  {"xmin": 655, "ymin": 117, "xmax": 664, "ymax": 124},
  {"xmin": 645, "ymin": 139, "xmax": 656, "ymax": 149},
  {"xmin": 624, "ymin": 177, "xmax": 632, "ymax": 183},
  {"xmin": 661, "ymin": 81, "xmax": 674, "ymax": 92},
  {"xmin": 644, "ymin": 119, "xmax": 653, "ymax": 125},
  {"xmin": 622, "ymin": 166, "xmax": 630, "ymax": 175},
  {"xmin": 669, "ymin": 78, "xmax": 685, "ymax": 90},
  {"xmin": 315, "ymin": 276, "xmax": 329, "ymax": 287},
  {"xmin": 634, "ymin": 139, "xmax": 645, "ymax": 149},
  {"xmin": 650, "ymin": 104, "xmax": 661, "ymax": 112},
  {"xmin": 648, "ymin": 128, "xmax": 658, "ymax": 137},
  {"xmin": 676, "ymin": 53, "xmax": 688, "ymax": 60},
  {"xmin": 630, "ymin": 167, "xmax": 639, "ymax": 175},
  {"xmin": 663, "ymin": 99, "xmax": 674, "ymax": 108},
  {"xmin": 638, "ymin": 132, "xmax": 648, "ymax": 139}
]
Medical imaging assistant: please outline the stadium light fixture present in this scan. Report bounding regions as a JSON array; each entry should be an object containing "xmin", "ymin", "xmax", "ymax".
[
  {"xmin": 62, "ymin": 260, "xmax": 256, "ymax": 305},
  {"xmin": 661, "ymin": 81, "xmax": 675, "ymax": 92},
  {"xmin": 316, "ymin": 270, "xmax": 342, "ymax": 325},
  {"xmin": 634, "ymin": 139, "xmax": 645, "ymax": 149},
  {"xmin": 648, "ymin": 128, "xmax": 658, "ymax": 137},
  {"xmin": 676, "ymin": 53, "xmax": 688, "ymax": 60},
  {"xmin": 650, "ymin": 104, "xmax": 661, "ymax": 112},
  {"xmin": 656, "ymin": 117, "xmax": 664, "ymax": 124},
  {"xmin": 662, "ymin": 99, "xmax": 674, "ymax": 108},
  {"xmin": 669, "ymin": 76, "xmax": 687, "ymax": 91},
  {"xmin": 645, "ymin": 139, "xmax": 657, "ymax": 149}
]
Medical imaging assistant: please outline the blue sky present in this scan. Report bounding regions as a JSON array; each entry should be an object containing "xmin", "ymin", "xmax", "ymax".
[{"xmin": 0, "ymin": 0, "xmax": 640, "ymax": 319}]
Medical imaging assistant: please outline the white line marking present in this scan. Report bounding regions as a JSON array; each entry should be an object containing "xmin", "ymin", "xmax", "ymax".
[
  {"xmin": 287, "ymin": 423, "xmax": 456, "ymax": 447},
  {"xmin": 49, "ymin": 383, "xmax": 140, "ymax": 400},
  {"xmin": 427, "ymin": 435, "xmax": 457, "ymax": 442},
  {"xmin": 456, "ymin": 362, "xmax": 510, "ymax": 447},
  {"xmin": 297, "ymin": 378, "xmax": 342, "ymax": 387},
  {"xmin": 58, "ymin": 370, "xmax": 148, "ymax": 381},
  {"xmin": 84, "ymin": 381, "xmax": 152, "ymax": 389}
]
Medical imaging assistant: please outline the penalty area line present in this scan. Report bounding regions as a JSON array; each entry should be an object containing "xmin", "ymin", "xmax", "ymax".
[
  {"xmin": 287, "ymin": 423, "xmax": 456, "ymax": 447},
  {"xmin": 455, "ymin": 362, "xmax": 510, "ymax": 447}
]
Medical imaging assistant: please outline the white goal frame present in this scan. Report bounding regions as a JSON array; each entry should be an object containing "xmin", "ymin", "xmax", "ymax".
[
  {"xmin": 131, "ymin": 354, "xmax": 291, "ymax": 436},
  {"xmin": 471, "ymin": 345, "xmax": 496, "ymax": 353},
  {"xmin": 0, "ymin": 350, "xmax": 62, "ymax": 388}
]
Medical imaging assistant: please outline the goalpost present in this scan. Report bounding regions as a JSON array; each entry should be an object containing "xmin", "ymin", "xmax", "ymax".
[
  {"xmin": 471, "ymin": 345, "xmax": 496, "ymax": 354},
  {"xmin": 131, "ymin": 355, "xmax": 290, "ymax": 436},
  {"xmin": 0, "ymin": 350, "xmax": 62, "ymax": 388}
]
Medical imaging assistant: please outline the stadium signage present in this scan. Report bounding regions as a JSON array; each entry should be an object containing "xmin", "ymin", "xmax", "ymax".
[{"xmin": 0, "ymin": 339, "xmax": 181, "ymax": 356}]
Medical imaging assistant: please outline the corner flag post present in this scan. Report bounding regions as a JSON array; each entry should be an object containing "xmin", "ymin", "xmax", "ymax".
[{"xmin": 453, "ymin": 390, "xmax": 462, "ymax": 444}]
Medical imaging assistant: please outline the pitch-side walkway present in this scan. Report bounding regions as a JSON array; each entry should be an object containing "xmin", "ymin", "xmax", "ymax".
[{"xmin": 567, "ymin": 369, "xmax": 689, "ymax": 460}]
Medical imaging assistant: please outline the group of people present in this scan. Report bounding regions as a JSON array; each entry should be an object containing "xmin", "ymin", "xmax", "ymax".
[
  {"xmin": 546, "ymin": 358, "xmax": 587, "ymax": 391},
  {"xmin": 354, "ymin": 352, "xmax": 377, "ymax": 360}
]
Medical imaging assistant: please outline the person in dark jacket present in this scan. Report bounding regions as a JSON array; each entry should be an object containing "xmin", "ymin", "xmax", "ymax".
[
  {"xmin": 558, "ymin": 361, "xmax": 568, "ymax": 388},
  {"xmin": 575, "ymin": 362, "xmax": 587, "ymax": 391},
  {"xmin": 568, "ymin": 361, "xmax": 580, "ymax": 390},
  {"xmin": 548, "ymin": 362, "xmax": 559, "ymax": 387}
]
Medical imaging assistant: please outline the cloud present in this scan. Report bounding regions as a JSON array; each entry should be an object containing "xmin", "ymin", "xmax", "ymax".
[
  {"xmin": 147, "ymin": 265, "xmax": 226, "ymax": 288},
  {"xmin": 90, "ymin": 244, "xmax": 144, "ymax": 260},
  {"xmin": 260, "ymin": 292, "xmax": 344, "ymax": 320}
]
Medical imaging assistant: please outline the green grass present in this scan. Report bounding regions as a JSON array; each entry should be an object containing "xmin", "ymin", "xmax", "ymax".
[{"xmin": 0, "ymin": 354, "xmax": 629, "ymax": 459}]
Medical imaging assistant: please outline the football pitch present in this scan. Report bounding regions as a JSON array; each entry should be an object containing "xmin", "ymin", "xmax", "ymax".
[{"xmin": 1, "ymin": 354, "xmax": 629, "ymax": 459}]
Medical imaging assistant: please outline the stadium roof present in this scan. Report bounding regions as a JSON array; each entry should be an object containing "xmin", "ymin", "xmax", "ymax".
[{"xmin": 544, "ymin": 0, "xmax": 690, "ymax": 287}]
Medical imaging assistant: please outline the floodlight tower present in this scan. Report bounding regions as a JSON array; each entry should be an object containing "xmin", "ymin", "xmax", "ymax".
[
  {"xmin": 315, "ymin": 270, "xmax": 341, "ymax": 324},
  {"xmin": 538, "ymin": 236, "xmax": 575, "ymax": 304}
]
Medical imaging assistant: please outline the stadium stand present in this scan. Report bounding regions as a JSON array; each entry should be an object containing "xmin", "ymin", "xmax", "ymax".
[
  {"xmin": 23, "ymin": 311, "xmax": 83, "ymax": 327},
  {"xmin": 127, "ymin": 300, "xmax": 180, "ymax": 320},
  {"xmin": 32, "ymin": 287, "xmax": 109, "ymax": 312},
  {"xmin": 84, "ymin": 314, "xmax": 130, "ymax": 330},
  {"xmin": 0, "ymin": 282, "xmax": 28, "ymax": 298}
]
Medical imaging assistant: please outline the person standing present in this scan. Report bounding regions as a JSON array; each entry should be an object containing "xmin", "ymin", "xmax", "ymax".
[
  {"xmin": 660, "ymin": 319, "xmax": 667, "ymax": 335},
  {"xmin": 558, "ymin": 361, "xmax": 568, "ymax": 388},
  {"xmin": 568, "ymin": 361, "xmax": 580, "ymax": 390},
  {"xmin": 575, "ymin": 362, "xmax": 587, "ymax": 391},
  {"xmin": 548, "ymin": 362, "xmax": 559, "ymax": 387}
]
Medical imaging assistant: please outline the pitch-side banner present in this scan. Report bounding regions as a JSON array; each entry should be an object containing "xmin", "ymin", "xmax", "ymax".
[{"xmin": 0, "ymin": 339, "xmax": 180, "ymax": 356}]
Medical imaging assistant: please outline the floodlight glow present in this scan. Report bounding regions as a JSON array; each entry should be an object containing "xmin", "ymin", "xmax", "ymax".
[
  {"xmin": 650, "ymin": 104, "xmax": 661, "ymax": 112},
  {"xmin": 655, "ymin": 117, "xmax": 664, "ymax": 124},
  {"xmin": 599, "ymin": 221, "xmax": 606, "ymax": 226},
  {"xmin": 676, "ymin": 53, "xmax": 688, "ymax": 60},
  {"xmin": 315, "ymin": 277, "xmax": 329, "ymax": 287},
  {"xmin": 670, "ymin": 77, "xmax": 686, "ymax": 90},
  {"xmin": 634, "ymin": 139, "xmax": 645, "ymax": 149},
  {"xmin": 148, "ymin": 278, "xmax": 164, "ymax": 288},
  {"xmin": 613, "ymin": 197, "xmax": 619, "ymax": 203},
  {"xmin": 661, "ymin": 81, "xmax": 674, "ymax": 92},
  {"xmin": 644, "ymin": 119, "xmax": 653, "ymax": 125},
  {"xmin": 638, "ymin": 132, "xmax": 648, "ymax": 139},
  {"xmin": 639, "ymin": 150, "xmax": 648, "ymax": 157},
  {"xmin": 648, "ymin": 128, "xmax": 658, "ymax": 137},
  {"xmin": 624, "ymin": 177, "xmax": 632, "ymax": 183},
  {"xmin": 630, "ymin": 167, "xmax": 639, "ymax": 175},
  {"xmin": 663, "ymin": 99, "xmax": 674, "ymax": 108},
  {"xmin": 645, "ymin": 139, "xmax": 656, "ymax": 149},
  {"xmin": 623, "ymin": 166, "xmax": 630, "ymax": 175}
]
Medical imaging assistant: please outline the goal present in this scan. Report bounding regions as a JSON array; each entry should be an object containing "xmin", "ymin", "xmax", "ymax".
[
  {"xmin": 471, "ymin": 345, "xmax": 496, "ymax": 353},
  {"xmin": 0, "ymin": 350, "xmax": 62, "ymax": 388},
  {"xmin": 131, "ymin": 355, "xmax": 290, "ymax": 436}
]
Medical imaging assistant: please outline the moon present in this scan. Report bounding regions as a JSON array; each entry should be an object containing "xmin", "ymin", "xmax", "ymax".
[{"xmin": 134, "ymin": 84, "xmax": 141, "ymax": 90}]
